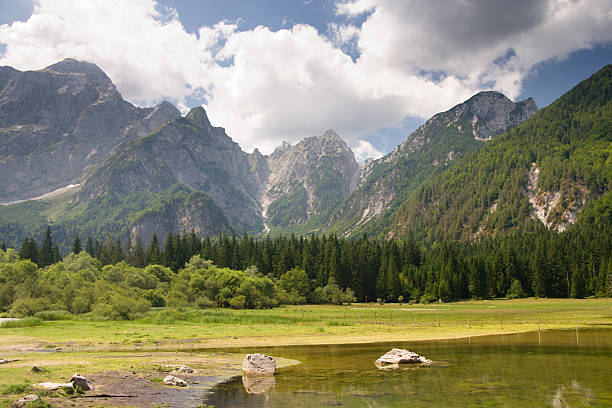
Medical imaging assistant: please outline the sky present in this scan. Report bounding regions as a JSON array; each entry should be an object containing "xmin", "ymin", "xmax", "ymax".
[{"xmin": 1, "ymin": 0, "xmax": 611, "ymax": 161}]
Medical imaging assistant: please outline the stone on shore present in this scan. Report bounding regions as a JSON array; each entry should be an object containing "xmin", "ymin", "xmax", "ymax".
[
  {"xmin": 374, "ymin": 348, "xmax": 431, "ymax": 369},
  {"xmin": 69, "ymin": 373, "xmax": 92, "ymax": 391},
  {"xmin": 177, "ymin": 365, "xmax": 194, "ymax": 373},
  {"xmin": 242, "ymin": 353, "xmax": 276, "ymax": 376},
  {"xmin": 163, "ymin": 375, "xmax": 187, "ymax": 387},
  {"xmin": 11, "ymin": 394, "xmax": 39, "ymax": 408},
  {"xmin": 33, "ymin": 382, "xmax": 74, "ymax": 391}
]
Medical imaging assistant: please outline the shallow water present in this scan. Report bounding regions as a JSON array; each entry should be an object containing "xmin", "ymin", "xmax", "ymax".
[{"xmin": 204, "ymin": 329, "xmax": 612, "ymax": 407}]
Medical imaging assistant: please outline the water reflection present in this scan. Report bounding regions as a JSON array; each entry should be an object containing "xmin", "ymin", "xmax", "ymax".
[
  {"xmin": 242, "ymin": 375, "xmax": 276, "ymax": 394},
  {"xmin": 204, "ymin": 329, "xmax": 612, "ymax": 407}
]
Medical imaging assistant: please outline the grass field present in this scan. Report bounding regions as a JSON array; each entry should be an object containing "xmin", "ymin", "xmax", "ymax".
[{"xmin": 0, "ymin": 298, "xmax": 611, "ymax": 406}]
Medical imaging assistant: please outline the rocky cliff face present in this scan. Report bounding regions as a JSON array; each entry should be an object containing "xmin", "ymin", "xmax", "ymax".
[
  {"xmin": 0, "ymin": 58, "xmax": 180, "ymax": 202},
  {"xmin": 129, "ymin": 189, "xmax": 232, "ymax": 246},
  {"xmin": 79, "ymin": 106, "xmax": 263, "ymax": 232},
  {"xmin": 324, "ymin": 91, "xmax": 537, "ymax": 237},
  {"xmin": 263, "ymin": 130, "xmax": 360, "ymax": 229}
]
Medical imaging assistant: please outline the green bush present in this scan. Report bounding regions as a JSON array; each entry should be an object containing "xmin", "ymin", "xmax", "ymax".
[
  {"xmin": 507, "ymin": 279, "xmax": 527, "ymax": 299},
  {"xmin": 9, "ymin": 297, "xmax": 50, "ymax": 317},
  {"xmin": 229, "ymin": 295, "xmax": 246, "ymax": 309}
]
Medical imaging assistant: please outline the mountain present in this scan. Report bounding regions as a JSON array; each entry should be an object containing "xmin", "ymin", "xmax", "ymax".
[
  {"xmin": 324, "ymin": 91, "xmax": 538, "ymax": 237},
  {"xmin": 75, "ymin": 106, "xmax": 262, "ymax": 236},
  {"xmin": 0, "ymin": 58, "xmax": 180, "ymax": 203},
  {"xmin": 263, "ymin": 130, "xmax": 360, "ymax": 234},
  {"xmin": 391, "ymin": 64, "xmax": 612, "ymax": 242},
  {"xmin": 0, "ymin": 59, "xmax": 361, "ymax": 246}
]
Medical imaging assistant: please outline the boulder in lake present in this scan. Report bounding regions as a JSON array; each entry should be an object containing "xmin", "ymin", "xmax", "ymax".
[
  {"xmin": 374, "ymin": 348, "xmax": 431, "ymax": 369},
  {"xmin": 69, "ymin": 373, "xmax": 92, "ymax": 391},
  {"xmin": 11, "ymin": 394, "xmax": 39, "ymax": 408},
  {"xmin": 163, "ymin": 375, "xmax": 187, "ymax": 387},
  {"xmin": 242, "ymin": 374, "xmax": 276, "ymax": 394},
  {"xmin": 242, "ymin": 353, "xmax": 276, "ymax": 376}
]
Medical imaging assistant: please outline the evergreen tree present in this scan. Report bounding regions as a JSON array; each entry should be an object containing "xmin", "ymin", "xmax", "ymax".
[
  {"xmin": 85, "ymin": 237, "xmax": 95, "ymax": 257},
  {"xmin": 72, "ymin": 234, "xmax": 82, "ymax": 254},
  {"xmin": 146, "ymin": 234, "xmax": 162, "ymax": 265},
  {"xmin": 132, "ymin": 238, "xmax": 146, "ymax": 268},
  {"xmin": 19, "ymin": 237, "xmax": 38, "ymax": 264},
  {"xmin": 38, "ymin": 226, "xmax": 55, "ymax": 267}
]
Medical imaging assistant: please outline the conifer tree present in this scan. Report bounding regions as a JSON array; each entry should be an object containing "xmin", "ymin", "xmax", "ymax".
[
  {"xmin": 19, "ymin": 237, "xmax": 38, "ymax": 264},
  {"xmin": 133, "ymin": 238, "xmax": 146, "ymax": 268},
  {"xmin": 38, "ymin": 226, "xmax": 55, "ymax": 267},
  {"xmin": 72, "ymin": 234, "xmax": 82, "ymax": 254},
  {"xmin": 85, "ymin": 237, "xmax": 95, "ymax": 257},
  {"xmin": 146, "ymin": 234, "xmax": 162, "ymax": 265}
]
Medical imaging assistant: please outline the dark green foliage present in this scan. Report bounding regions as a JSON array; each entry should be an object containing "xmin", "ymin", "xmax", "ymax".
[
  {"xmin": 72, "ymin": 234, "xmax": 82, "ymax": 254},
  {"xmin": 268, "ymin": 184, "xmax": 308, "ymax": 227},
  {"xmin": 393, "ymin": 65, "xmax": 612, "ymax": 242},
  {"xmin": 37, "ymin": 226, "xmax": 55, "ymax": 267},
  {"xmin": 19, "ymin": 237, "xmax": 38, "ymax": 264}
]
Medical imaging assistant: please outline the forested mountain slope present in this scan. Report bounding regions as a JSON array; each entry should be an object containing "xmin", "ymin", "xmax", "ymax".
[
  {"xmin": 391, "ymin": 64, "xmax": 612, "ymax": 242},
  {"xmin": 324, "ymin": 91, "xmax": 537, "ymax": 237}
]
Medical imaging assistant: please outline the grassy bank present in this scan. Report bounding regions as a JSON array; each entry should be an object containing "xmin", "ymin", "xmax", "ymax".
[
  {"xmin": 0, "ymin": 298, "xmax": 610, "ymax": 406},
  {"xmin": 1, "ymin": 298, "xmax": 611, "ymax": 351}
]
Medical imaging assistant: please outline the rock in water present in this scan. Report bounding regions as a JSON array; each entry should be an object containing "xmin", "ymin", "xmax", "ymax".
[
  {"xmin": 11, "ymin": 394, "xmax": 39, "ymax": 408},
  {"xmin": 242, "ymin": 353, "xmax": 276, "ymax": 376},
  {"xmin": 242, "ymin": 375, "xmax": 276, "ymax": 394},
  {"xmin": 163, "ymin": 375, "xmax": 187, "ymax": 387},
  {"xmin": 374, "ymin": 348, "xmax": 431, "ymax": 369},
  {"xmin": 69, "ymin": 373, "xmax": 92, "ymax": 391}
]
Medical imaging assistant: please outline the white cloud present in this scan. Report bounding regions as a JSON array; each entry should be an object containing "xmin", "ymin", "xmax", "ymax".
[
  {"xmin": 1, "ymin": 0, "xmax": 611, "ymax": 159},
  {"xmin": 0, "ymin": 0, "xmax": 229, "ymax": 105},
  {"xmin": 352, "ymin": 140, "xmax": 383, "ymax": 162}
]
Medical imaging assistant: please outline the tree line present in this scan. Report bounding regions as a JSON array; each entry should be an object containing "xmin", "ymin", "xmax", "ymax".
[{"xmin": 8, "ymin": 202, "xmax": 611, "ymax": 310}]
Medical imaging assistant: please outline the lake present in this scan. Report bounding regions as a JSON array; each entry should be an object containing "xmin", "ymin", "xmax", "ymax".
[{"xmin": 204, "ymin": 329, "xmax": 612, "ymax": 407}]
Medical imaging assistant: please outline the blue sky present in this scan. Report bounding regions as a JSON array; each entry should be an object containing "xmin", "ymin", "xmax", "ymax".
[{"xmin": 1, "ymin": 0, "xmax": 611, "ymax": 159}]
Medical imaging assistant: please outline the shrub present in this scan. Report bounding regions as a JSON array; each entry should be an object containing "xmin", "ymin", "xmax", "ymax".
[
  {"xmin": 93, "ymin": 292, "xmax": 150, "ymax": 320},
  {"xmin": 507, "ymin": 279, "xmax": 527, "ymax": 299},
  {"xmin": 196, "ymin": 296, "xmax": 215, "ymax": 309},
  {"xmin": 229, "ymin": 295, "xmax": 246, "ymax": 309},
  {"xmin": 9, "ymin": 297, "xmax": 50, "ymax": 317}
]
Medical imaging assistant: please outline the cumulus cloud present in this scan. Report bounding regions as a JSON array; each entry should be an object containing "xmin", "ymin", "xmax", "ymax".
[
  {"xmin": 352, "ymin": 140, "xmax": 383, "ymax": 162},
  {"xmin": 1, "ymin": 0, "xmax": 611, "ymax": 158}
]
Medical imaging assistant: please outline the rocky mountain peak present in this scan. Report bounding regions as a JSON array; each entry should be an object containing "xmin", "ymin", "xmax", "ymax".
[
  {"xmin": 270, "ymin": 141, "xmax": 292, "ymax": 160},
  {"xmin": 43, "ymin": 58, "xmax": 113, "ymax": 91},
  {"xmin": 322, "ymin": 128, "xmax": 340, "ymax": 139},
  {"xmin": 185, "ymin": 106, "xmax": 212, "ymax": 129}
]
